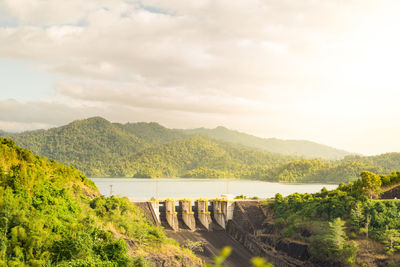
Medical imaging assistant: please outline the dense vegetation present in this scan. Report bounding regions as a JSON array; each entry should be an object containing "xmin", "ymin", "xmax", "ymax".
[
  {"xmin": 1, "ymin": 117, "xmax": 296, "ymax": 178},
  {"xmin": 244, "ymin": 158, "xmax": 386, "ymax": 183},
  {"xmin": 271, "ymin": 171, "xmax": 400, "ymax": 265},
  {"xmin": 179, "ymin": 126, "xmax": 350, "ymax": 160},
  {"xmin": 3, "ymin": 117, "xmax": 400, "ymax": 183},
  {"xmin": 0, "ymin": 137, "xmax": 199, "ymax": 266}
]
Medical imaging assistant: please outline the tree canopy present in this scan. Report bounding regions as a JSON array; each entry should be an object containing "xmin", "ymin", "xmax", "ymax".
[
  {"xmin": 271, "ymin": 171, "xmax": 400, "ymax": 264},
  {"xmin": 0, "ymin": 137, "xmax": 199, "ymax": 266},
  {"xmin": 3, "ymin": 117, "xmax": 400, "ymax": 183}
]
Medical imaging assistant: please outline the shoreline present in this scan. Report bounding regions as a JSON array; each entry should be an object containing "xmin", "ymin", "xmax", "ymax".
[{"xmin": 89, "ymin": 176, "xmax": 340, "ymax": 185}]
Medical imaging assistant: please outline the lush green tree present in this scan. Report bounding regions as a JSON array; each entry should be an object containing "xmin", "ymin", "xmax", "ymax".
[
  {"xmin": 327, "ymin": 218, "xmax": 347, "ymax": 252},
  {"xmin": 359, "ymin": 171, "xmax": 382, "ymax": 198},
  {"xmin": 382, "ymin": 229, "xmax": 400, "ymax": 255},
  {"xmin": 350, "ymin": 202, "xmax": 365, "ymax": 230},
  {"xmin": 270, "ymin": 172, "xmax": 400, "ymax": 264},
  {"xmin": 0, "ymin": 138, "xmax": 199, "ymax": 266}
]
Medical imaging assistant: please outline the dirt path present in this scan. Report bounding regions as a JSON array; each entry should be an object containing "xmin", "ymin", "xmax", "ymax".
[{"xmin": 166, "ymin": 230, "xmax": 254, "ymax": 267}]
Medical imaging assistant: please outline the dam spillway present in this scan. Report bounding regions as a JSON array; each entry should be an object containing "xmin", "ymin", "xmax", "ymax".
[
  {"xmin": 136, "ymin": 198, "xmax": 310, "ymax": 267},
  {"xmin": 135, "ymin": 198, "xmax": 256, "ymax": 267},
  {"xmin": 136, "ymin": 198, "xmax": 235, "ymax": 232}
]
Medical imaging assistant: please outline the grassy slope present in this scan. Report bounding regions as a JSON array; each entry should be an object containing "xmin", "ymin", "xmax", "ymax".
[{"xmin": 130, "ymin": 136, "xmax": 295, "ymax": 178}]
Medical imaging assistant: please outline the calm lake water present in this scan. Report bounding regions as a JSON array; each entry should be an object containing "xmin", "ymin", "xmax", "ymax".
[{"xmin": 90, "ymin": 178, "xmax": 337, "ymax": 201}]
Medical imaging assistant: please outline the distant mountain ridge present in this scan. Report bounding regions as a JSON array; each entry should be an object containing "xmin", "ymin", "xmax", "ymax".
[
  {"xmin": 2, "ymin": 117, "xmax": 400, "ymax": 182},
  {"xmin": 5, "ymin": 117, "xmax": 351, "ymax": 159},
  {"xmin": 3, "ymin": 117, "xmax": 295, "ymax": 177},
  {"xmin": 179, "ymin": 126, "xmax": 350, "ymax": 160}
]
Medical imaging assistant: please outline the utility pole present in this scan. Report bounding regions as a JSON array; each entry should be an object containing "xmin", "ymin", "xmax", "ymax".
[
  {"xmin": 155, "ymin": 179, "xmax": 159, "ymax": 199},
  {"xmin": 109, "ymin": 184, "xmax": 113, "ymax": 196}
]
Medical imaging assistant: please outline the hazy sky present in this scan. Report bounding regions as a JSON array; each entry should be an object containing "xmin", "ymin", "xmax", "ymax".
[{"xmin": 1, "ymin": 0, "xmax": 400, "ymax": 155}]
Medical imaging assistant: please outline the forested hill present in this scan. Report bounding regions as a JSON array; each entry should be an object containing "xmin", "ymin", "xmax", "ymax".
[
  {"xmin": 3, "ymin": 117, "xmax": 400, "ymax": 183},
  {"xmin": 179, "ymin": 126, "xmax": 350, "ymax": 159},
  {"xmin": 0, "ymin": 138, "xmax": 199, "ymax": 266},
  {"xmin": 120, "ymin": 121, "xmax": 186, "ymax": 145},
  {"xmin": 6, "ymin": 117, "xmax": 351, "ymax": 159},
  {"xmin": 3, "ymin": 117, "xmax": 295, "ymax": 177}
]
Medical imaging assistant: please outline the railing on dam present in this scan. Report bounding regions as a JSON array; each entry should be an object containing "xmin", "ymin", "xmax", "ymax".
[{"xmin": 135, "ymin": 197, "xmax": 238, "ymax": 231}]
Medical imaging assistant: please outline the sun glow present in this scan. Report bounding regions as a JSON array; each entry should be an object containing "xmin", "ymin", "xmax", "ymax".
[{"xmin": 328, "ymin": 4, "xmax": 400, "ymax": 89}]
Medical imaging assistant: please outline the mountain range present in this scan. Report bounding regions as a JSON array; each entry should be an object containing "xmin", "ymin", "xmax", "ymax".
[
  {"xmin": 179, "ymin": 126, "xmax": 350, "ymax": 159},
  {"xmin": 2, "ymin": 116, "xmax": 400, "ymax": 182}
]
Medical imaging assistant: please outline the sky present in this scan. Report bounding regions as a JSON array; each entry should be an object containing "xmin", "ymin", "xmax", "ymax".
[{"xmin": 1, "ymin": 0, "xmax": 400, "ymax": 155}]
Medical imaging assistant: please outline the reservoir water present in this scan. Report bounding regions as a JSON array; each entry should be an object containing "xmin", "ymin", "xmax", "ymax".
[{"xmin": 90, "ymin": 178, "xmax": 337, "ymax": 200}]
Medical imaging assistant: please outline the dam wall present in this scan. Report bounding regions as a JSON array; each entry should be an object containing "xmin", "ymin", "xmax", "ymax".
[
  {"xmin": 139, "ymin": 198, "xmax": 234, "ymax": 231},
  {"xmin": 227, "ymin": 201, "xmax": 308, "ymax": 267},
  {"xmin": 179, "ymin": 200, "xmax": 196, "ymax": 231},
  {"xmin": 212, "ymin": 200, "xmax": 234, "ymax": 229},
  {"xmin": 136, "ymin": 199, "xmax": 315, "ymax": 266},
  {"xmin": 165, "ymin": 199, "xmax": 179, "ymax": 231}
]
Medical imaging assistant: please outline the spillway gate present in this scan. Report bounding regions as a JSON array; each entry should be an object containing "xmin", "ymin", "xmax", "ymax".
[{"xmin": 137, "ymin": 198, "xmax": 236, "ymax": 231}]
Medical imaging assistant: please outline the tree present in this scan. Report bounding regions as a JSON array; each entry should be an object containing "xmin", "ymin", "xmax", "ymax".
[
  {"xmin": 328, "ymin": 218, "xmax": 347, "ymax": 252},
  {"xmin": 350, "ymin": 202, "xmax": 365, "ymax": 230},
  {"xmin": 360, "ymin": 215, "xmax": 371, "ymax": 240},
  {"xmin": 382, "ymin": 229, "xmax": 400, "ymax": 255},
  {"xmin": 359, "ymin": 171, "xmax": 382, "ymax": 198}
]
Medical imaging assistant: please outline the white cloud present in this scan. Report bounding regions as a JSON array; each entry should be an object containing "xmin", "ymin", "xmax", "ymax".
[
  {"xmin": 0, "ymin": 0, "xmax": 400, "ymax": 154},
  {"xmin": 55, "ymin": 81, "xmax": 266, "ymax": 114},
  {"xmin": 0, "ymin": 0, "xmax": 117, "ymax": 25},
  {"xmin": 0, "ymin": 99, "xmax": 91, "ymax": 125}
]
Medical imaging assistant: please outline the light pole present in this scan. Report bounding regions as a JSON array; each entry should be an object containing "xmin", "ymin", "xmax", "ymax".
[{"xmin": 155, "ymin": 179, "xmax": 159, "ymax": 199}]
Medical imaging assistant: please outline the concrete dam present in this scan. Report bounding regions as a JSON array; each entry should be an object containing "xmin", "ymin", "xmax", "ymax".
[
  {"xmin": 140, "ymin": 198, "xmax": 235, "ymax": 231},
  {"xmin": 136, "ymin": 198, "xmax": 310, "ymax": 267}
]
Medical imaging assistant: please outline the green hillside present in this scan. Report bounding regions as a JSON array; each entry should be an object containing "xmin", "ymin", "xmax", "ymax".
[
  {"xmin": 6, "ymin": 117, "xmax": 146, "ymax": 176},
  {"xmin": 249, "ymin": 158, "xmax": 383, "ymax": 183},
  {"xmin": 129, "ymin": 136, "xmax": 294, "ymax": 178},
  {"xmin": 270, "ymin": 171, "xmax": 400, "ymax": 265},
  {"xmin": 343, "ymin": 153, "xmax": 400, "ymax": 171},
  {"xmin": 180, "ymin": 126, "xmax": 350, "ymax": 160},
  {"xmin": 3, "ymin": 117, "xmax": 400, "ymax": 183},
  {"xmin": 4, "ymin": 117, "xmax": 296, "ymax": 178},
  {"xmin": 0, "ymin": 137, "xmax": 200, "ymax": 266},
  {"xmin": 119, "ymin": 122, "xmax": 185, "ymax": 145}
]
